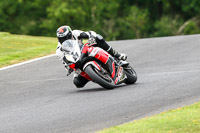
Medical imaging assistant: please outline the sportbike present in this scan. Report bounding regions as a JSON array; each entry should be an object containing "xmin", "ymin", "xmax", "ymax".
[{"xmin": 61, "ymin": 40, "xmax": 137, "ymax": 89}]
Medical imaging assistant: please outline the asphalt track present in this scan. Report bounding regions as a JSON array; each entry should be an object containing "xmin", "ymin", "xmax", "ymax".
[{"xmin": 1, "ymin": 35, "xmax": 200, "ymax": 133}]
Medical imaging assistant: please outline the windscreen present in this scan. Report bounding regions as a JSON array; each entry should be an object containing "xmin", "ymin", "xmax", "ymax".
[
  {"xmin": 62, "ymin": 40, "xmax": 74, "ymax": 54},
  {"xmin": 61, "ymin": 40, "xmax": 81, "ymax": 63}
]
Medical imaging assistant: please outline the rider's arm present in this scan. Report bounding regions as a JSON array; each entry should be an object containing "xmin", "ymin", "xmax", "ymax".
[{"xmin": 78, "ymin": 31, "xmax": 97, "ymax": 40}]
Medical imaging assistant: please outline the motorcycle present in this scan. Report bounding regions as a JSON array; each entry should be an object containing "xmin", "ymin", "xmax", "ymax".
[{"xmin": 61, "ymin": 39, "xmax": 137, "ymax": 89}]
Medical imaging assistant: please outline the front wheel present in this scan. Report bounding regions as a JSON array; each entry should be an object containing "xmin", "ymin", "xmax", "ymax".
[
  {"xmin": 84, "ymin": 65, "xmax": 115, "ymax": 89},
  {"xmin": 124, "ymin": 65, "xmax": 137, "ymax": 84}
]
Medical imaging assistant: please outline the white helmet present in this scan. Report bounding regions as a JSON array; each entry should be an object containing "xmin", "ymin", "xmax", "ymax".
[{"xmin": 56, "ymin": 26, "xmax": 72, "ymax": 44}]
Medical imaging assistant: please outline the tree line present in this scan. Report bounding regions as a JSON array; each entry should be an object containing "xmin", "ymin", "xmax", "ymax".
[{"xmin": 0, "ymin": 0, "xmax": 200, "ymax": 40}]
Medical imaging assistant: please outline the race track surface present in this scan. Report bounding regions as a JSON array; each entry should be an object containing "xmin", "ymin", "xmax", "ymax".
[{"xmin": 1, "ymin": 35, "xmax": 200, "ymax": 133}]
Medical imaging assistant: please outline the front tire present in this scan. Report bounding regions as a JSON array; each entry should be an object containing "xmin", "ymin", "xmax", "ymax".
[{"xmin": 84, "ymin": 65, "xmax": 115, "ymax": 89}]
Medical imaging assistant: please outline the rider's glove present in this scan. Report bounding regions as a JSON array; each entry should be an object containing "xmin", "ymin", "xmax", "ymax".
[
  {"xmin": 116, "ymin": 53, "xmax": 127, "ymax": 61},
  {"xmin": 87, "ymin": 36, "xmax": 97, "ymax": 47},
  {"xmin": 65, "ymin": 65, "xmax": 74, "ymax": 76}
]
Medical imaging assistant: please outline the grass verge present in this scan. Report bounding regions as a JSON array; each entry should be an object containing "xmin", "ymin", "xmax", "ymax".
[
  {"xmin": 98, "ymin": 102, "xmax": 200, "ymax": 133},
  {"xmin": 0, "ymin": 32, "xmax": 57, "ymax": 68}
]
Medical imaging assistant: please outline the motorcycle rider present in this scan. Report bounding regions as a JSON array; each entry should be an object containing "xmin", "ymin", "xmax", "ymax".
[{"xmin": 56, "ymin": 25, "xmax": 127, "ymax": 88}]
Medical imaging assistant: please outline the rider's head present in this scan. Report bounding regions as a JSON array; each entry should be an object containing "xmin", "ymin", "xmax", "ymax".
[{"xmin": 56, "ymin": 26, "xmax": 72, "ymax": 44}]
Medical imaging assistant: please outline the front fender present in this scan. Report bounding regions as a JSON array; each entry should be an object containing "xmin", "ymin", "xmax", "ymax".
[{"xmin": 83, "ymin": 61, "xmax": 101, "ymax": 71}]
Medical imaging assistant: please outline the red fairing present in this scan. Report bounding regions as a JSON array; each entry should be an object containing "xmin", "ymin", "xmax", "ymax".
[
  {"xmin": 87, "ymin": 47, "xmax": 94, "ymax": 53},
  {"xmin": 84, "ymin": 43, "xmax": 89, "ymax": 46},
  {"xmin": 82, "ymin": 45, "xmax": 88, "ymax": 54},
  {"xmin": 82, "ymin": 44, "xmax": 94, "ymax": 54},
  {"xmin": 80, "ymin": 72, "xmax": 92, "ymax": 80},
  {"xmin": 115, "ymin": 77, "xmax": 118, "ymax": 84},
  {"xmin": 114, "ymin": 66, "xmax": 122, "ymax": 84},
  {"xmin": 111, "ymin": 62, "xmax": 115, "ymax": 78},
  {"xmin": 94, "ymin": 50, "xmax": 109, "ymax": 64},
  {"xmin": 69, "ymin": 64, "xmax": 75, "ymax": 69}
]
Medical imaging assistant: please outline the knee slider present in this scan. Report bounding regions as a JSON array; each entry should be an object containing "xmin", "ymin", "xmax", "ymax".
[{"xmin": 73, "ymin": 77, "xmax": 84, "ymax": 88}]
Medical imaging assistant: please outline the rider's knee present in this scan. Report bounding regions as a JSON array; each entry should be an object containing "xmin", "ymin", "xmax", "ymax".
[
  {"xmin": 73, "ymin": 76, "xmax": 89, "ymax": 88},
  {"xmin": 73, "ymin": 77, "xmax": 84, "ymax": 88}
]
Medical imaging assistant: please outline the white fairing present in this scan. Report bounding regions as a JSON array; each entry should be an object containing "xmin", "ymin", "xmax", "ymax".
[
  {"xmin": 61, "ymin": 40, "xmax": 81, "ymax": 63},
  {"xmin": 56, "ymin": 42, "xmax": 64, "ymax": 59}
]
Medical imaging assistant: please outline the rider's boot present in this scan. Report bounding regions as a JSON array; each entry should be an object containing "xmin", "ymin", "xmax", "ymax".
[
  {"xmin": 107, "ymin": 47, "xmax": 127, "ymax": 61},
  {"xmin": 96, "ymin": 34, "xmax": 127, "ymax": 61}
]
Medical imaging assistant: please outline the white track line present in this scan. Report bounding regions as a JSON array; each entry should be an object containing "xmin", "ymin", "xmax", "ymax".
[
  {"xmin": 3, "ymin": 78, "xmax": 68, "ymax": 84},
  {"xmin": 0, "ymin": 54, "xmax": 56, "ymax": 71}
]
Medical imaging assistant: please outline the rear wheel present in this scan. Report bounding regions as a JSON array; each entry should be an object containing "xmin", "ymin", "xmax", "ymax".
[
  {"xmin": 84, "ymin": 65, "xmax": 115, "ymax": 89},
  {"xmin": 124, "ymin": 65, "xmax": 137, "ymax": 84}
]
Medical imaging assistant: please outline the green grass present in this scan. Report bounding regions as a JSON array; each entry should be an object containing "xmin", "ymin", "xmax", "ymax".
[
  {"xmin": 98, "ymin": 102, "xmax": 200, "ymax": 133},
  {"xmin": 0, "ymin": 32, "xmax": 57, "ymax": 68}
]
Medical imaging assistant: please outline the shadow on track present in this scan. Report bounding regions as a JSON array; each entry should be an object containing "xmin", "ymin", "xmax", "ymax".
[{"xmin": 69, "ymin": 83, "xmax": 138, "ymax": 94}]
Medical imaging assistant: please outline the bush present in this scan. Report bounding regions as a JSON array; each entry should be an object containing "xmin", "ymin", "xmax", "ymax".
[
  {"xmin": 183, "ymin": 21, "xmax": 200, "ymax": 34},
  {"xmin": 152, "ymin": 16, "xmax": 183, "ymax": 37}
]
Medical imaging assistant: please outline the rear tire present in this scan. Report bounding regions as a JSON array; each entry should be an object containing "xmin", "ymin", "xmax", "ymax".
[
  {"xmin": 124, "ymin": 65, "xmax": 137, "ymax": 84},
  {"xmin": 84, "ymin": 65, "xmax": 115, "ymax": 89}
]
